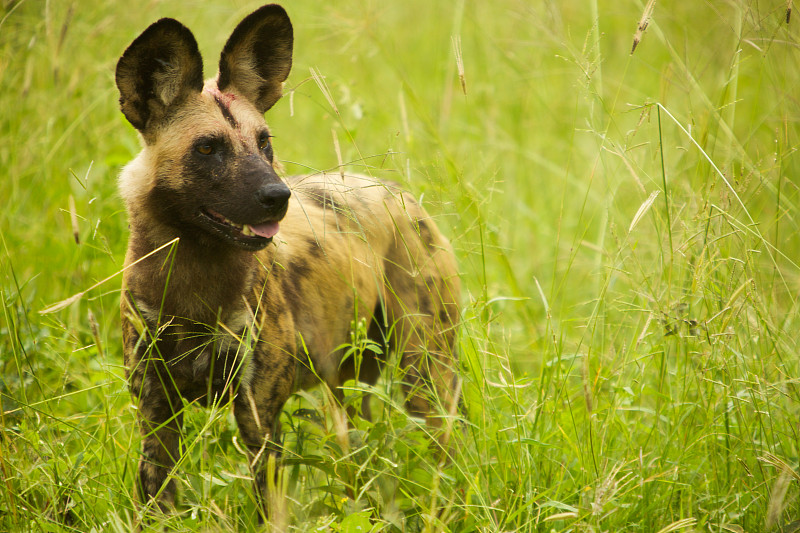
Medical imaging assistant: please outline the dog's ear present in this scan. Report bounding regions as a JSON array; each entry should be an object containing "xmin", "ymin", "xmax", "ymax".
[
  {"xmin": 116, "ymin": 19, "xmax": 204, "ymax": 132},
  {"xmin": 217, "ymin": 4, "xmax": 293, "ymax": 114}
]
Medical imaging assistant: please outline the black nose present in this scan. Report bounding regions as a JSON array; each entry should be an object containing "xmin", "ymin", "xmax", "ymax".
[{"xmin": 257, "ymin": 183, "xmax": 291, "ymax": 211}]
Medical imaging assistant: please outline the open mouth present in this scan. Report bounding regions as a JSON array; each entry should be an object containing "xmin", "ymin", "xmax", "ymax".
[{"xmin": 199, "ymin": 208, "xmax": 281, "ymax": 251}]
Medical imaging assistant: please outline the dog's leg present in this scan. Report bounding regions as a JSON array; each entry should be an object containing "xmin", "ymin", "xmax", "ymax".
[
  {"xmin": 136, "ymin": 382, "xmax": 184, "ymax": 513},
  {"xmin": 399, "ymin": 344, "xmax": 459, "ymax": 428},
  {"xmin": 388, "ymin": 288, "xmax": 461, "ymax": 436},
  {"xmin": 123, "ymin": 308, "xmax": 186, "ymax": 515},
  {"xmin": 232, "ymin": 345, "xmax": 295, "ymax": 522},
  {"xmin": 381, "ymin": 219, "xmax": 461, "ymax": 437},
  {"xmin": 398, "ymin": 338, "xmax": 462, "ymax": 463},
  {"xmin": 234, "ymin": 388, "xmax": 286, "ymax": 522}
]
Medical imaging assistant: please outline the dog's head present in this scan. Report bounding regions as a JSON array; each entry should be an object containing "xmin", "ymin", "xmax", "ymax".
[{"xmin": 116, "ymin": 5, "xmax": 293, "ymax": 251}]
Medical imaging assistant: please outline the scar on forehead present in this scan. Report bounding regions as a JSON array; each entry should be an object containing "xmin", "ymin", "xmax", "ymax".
[
  {"xmin": 204, "ymin": 86, "xmax": 238, "ymax": 128},
  {"xmin": 204, "ymin": 85, "xmax": 236, "ymax": 104}
]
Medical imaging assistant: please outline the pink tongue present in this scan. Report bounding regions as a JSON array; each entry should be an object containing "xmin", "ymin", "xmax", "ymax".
[{"xmin": 248, "ymin": 221, "xmax": 280, "ymax": 238}]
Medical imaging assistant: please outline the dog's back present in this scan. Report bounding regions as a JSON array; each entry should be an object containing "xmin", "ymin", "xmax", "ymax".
[{"xmin": 272, "ymin": 173, "xmax": 461, "ymax": 414}]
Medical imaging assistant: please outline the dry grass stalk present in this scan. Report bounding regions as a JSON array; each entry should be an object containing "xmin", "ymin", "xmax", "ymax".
[
  {"xmin": 88, "ymin": 309, "xmax": 103, "ymax": 358},
  {"xmin": 765, "ymin": 467, "xmax": 792, "ymax": 530},
  {"xmin": 631, "ymin": 0, "xmax": 657, "ymax": 54},
  {"xmin": 310, "ymin": 67, "xmax": 339, "ymax": 116},
  {"xmin": 655, "ymin": 518, "xmax": 697, "ymax": 533},
  {"xmin": 68, "ymin": 194, "xmax": 79, "ymax": 244},
  {"xmin": 451, "ymin": 35, "xmax": 466, "ymax": 95},
  {"xmin": 332, "ymin": 128, "xmax": 345, "ymax": 180}
]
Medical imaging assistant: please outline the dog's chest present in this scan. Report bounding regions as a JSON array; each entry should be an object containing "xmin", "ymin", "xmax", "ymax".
[{"xmin": 136, "ymin": 300, "xmax": 257, "ymax": 401}]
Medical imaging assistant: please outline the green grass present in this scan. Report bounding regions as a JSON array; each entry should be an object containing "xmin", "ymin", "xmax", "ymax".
[{"xmin": 2, "ymin": 0, "xmax": 800, "ymax": 530}]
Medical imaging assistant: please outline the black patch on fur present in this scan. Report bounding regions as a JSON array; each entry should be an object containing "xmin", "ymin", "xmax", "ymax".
[
  {"xmin": 367, "ymin": 302, "xmax": 389, "ymax": 356},
  {"xmin": 145, "ymin": 180, "xmax": 200, "ymax": 242},
  {"xmin": 279, "ymin": 262, "xmax": 308, "ymax": 310},
  {"xmin": 306, "ymin": 187, "xmax": 339, "ymax": 211},
  {"xmin": 279, "ymin": 276, "xmax": 299, "ymax": 307},
  {"xmin": 389, "ymin": 270, "xmax": 413, "ymax": 295},
  {"xmin": 125, "ymin": 327, "xmax": 141, "ymax": 353},
  {"xmin": 342, "ymin": 296, "xmax": 353, "ymax": 315},
  {"xmin": 290, "ymin": 258, "xmax": 312, "ymax": 279},
  {"xmin": 279, "ymin": 346, "xmax": 296, "ymax": 381},
  {"xmin": 419, "ymin": 292, "xmax": 432, "ymax": 317},
  {"xmin": 245, "ymin": 345, "xmax": 269, "ymax": 388},
  {"xmin": 305, "ymin": 238, "xmax": 324, "ymax": 258},
  {"xmin": 415, "ymin": 218, "xmax": 433, "ymax": 245},
  {"xmin": 214, "ymin": 95, "xmax": 238, "ymax": 128}
]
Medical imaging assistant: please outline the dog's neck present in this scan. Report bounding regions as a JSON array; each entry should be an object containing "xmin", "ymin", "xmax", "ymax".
[{"xmin": 125, "ymin": 216, "xmax": 262, "ymax": 324}]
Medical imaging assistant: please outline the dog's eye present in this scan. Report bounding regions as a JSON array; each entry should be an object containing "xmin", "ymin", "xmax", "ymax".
[
  {"xmin": 196, "ymin": 143, "xmax": 215, "ymax": 156},
  {"xmin": 257, "ymin": 133, "xmax": 272, "ymax": 151},
  {"xmin": 258, "ymin": 133, "xmax": 274, "ymax": 162}
]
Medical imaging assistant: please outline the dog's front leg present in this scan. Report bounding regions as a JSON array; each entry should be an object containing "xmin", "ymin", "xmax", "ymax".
[
  {"xmin": 123, "ymin": 307, "xmax": 185, "ymax": 515},
  {"xmin": 233, "ymin": 342, "xmax": 295, "ymax": 522},
  {"xmin": 135, "ymin": 373, "xmax": 184, "ymax": 514}
]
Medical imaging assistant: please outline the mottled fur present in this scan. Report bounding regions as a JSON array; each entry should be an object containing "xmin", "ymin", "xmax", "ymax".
[{"xmin": 117, "ymin": 4, "xmax": 460, "ymax": 520}]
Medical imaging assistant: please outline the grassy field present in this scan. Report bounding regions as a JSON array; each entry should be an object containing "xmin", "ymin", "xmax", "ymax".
[{"xmin": 2, "ymin": 0, "xmax": 800, "ymax": 531}]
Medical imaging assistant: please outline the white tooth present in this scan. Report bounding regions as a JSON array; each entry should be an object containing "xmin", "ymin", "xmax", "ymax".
[{"xmin": 242, "ymin": 225, "xmax": 253, "ymax": 236}]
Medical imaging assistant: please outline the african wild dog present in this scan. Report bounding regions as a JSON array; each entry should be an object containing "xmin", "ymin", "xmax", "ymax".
[{"xmin": 117, "ymin": 4, "xmax": 460, "ymax": 519}]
